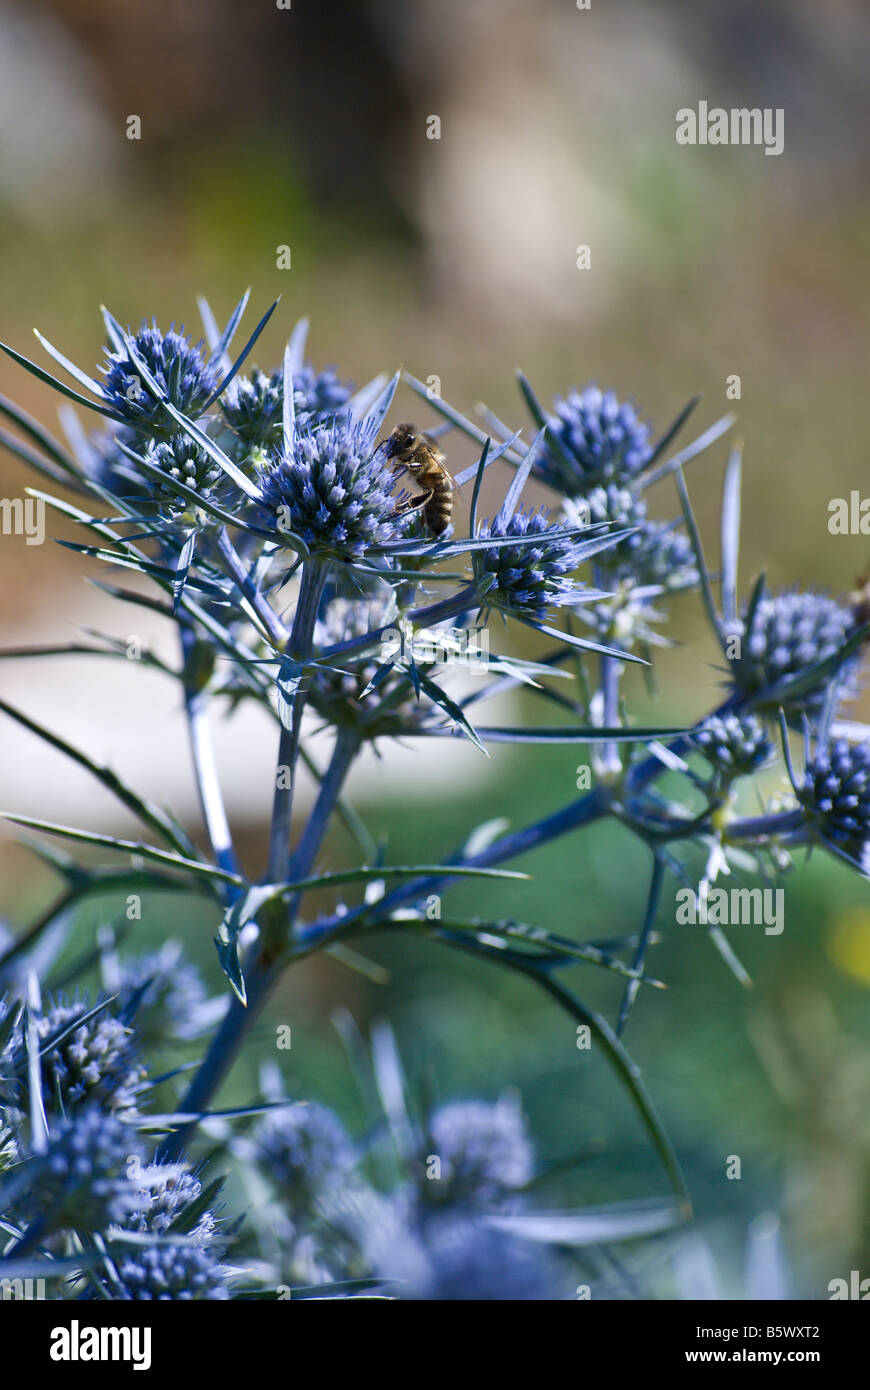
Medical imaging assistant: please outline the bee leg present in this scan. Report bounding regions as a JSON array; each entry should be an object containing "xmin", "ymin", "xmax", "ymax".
[{"xmin": 390, "ymin": 492, "xmax": 431, "ymax": 519}]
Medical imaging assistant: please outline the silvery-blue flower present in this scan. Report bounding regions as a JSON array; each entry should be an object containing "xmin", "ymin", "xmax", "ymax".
[
  {"xmin": 730, "ymin": 590, "xmax": 859, "ymax": 714},
  {"xmin": 146, "ymin": 434, "xmax": 227, "ymax": 517},
  {"xmin": 221, "ymin": 364, "xmax": 352, "ymax": 450},
  {"xmin": 292, "ymin": 362, "xmax": 353, "ymax": 419},
  {"xmin": 565, "ymin": 487, "xmax": 696, "ymax": 593},
  {"xmin": 249, "ymin": 1102, "xmax": 358, "ymax": 1212},
  {"xmin": 800, "ymin": 737, "xmax": 870, "ymax": 867},
  {"xmin": 32, "ymin": 1107, "xmax": 143, "ymax": 1231},
  {"xmin": 220, "ymin": 368, "xmax": 282, "ymax": 448},
  {"xmin": 475, "ymin": 508, "xmax": 588, "ymax": 621},
  {"xmin": 35, "ymin": 998, "xmax": 145, "ymax": 1117},
  {"xmin": 114, "ymin": 1241, "xmax": 231, "ymax": 1301},
  {"xmin": 581, "ymin": 484, "xmax": 646, "ymax": 566},
  {"xmin": 424, "ymin": 1098, "xmax": 534, "ymax": 1206},
  {"xmin": 539, "ymin": 385, "xmax": 652, "ymax": 495},
  {"xmin": 693, "ymin": 713, "xmax": 774, "ymax": 778},
  {"xmin": 101, "ymin": 322, "xmax": 219, "ymax": 436},
  {"xmin": 126, "ymin": 1166, "xmax": 211, "ymax": 1235},
  {"xmin": 117, "ymin": 942, "xmax": 214, "ymax": 1046},
  {"xmin": 631, "ymin": 520, "xmax": 698, "ymax": 591},
  {"xmin": 258, "ymin": 417, "xmax": 406, "ymax": 557}
]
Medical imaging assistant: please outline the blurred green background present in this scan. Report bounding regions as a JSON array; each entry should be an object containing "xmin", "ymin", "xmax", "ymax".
[{"xmin": 2, "ymin": 0, "xmax": 870, "ymax": 1298}]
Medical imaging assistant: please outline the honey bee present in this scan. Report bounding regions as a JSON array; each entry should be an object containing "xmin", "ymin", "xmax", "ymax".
[{"xmin": 381, "ymin": 422, "xmax": 454, "ymax": 537}]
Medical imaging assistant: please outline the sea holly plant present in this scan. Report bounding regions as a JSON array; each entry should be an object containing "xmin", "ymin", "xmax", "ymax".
[{"xmin": 0, "ymin": 294, "xmax": 867, "ymax": 1298}]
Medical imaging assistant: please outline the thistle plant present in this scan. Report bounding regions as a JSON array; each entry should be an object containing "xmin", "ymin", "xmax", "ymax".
[{"xmin": 0, "ymin": 292, "xmax": 867, "ymax": 1299}]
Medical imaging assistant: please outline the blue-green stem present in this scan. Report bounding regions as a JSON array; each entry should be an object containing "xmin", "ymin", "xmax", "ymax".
[
  {"xmin": 179, "ymin": 624, "xmax": 239, "ymax": 891},
  {"xmin": 266, "ymin": 560, "xmax": 327, "ymax": 883},
  {"xmin": 287, "ymin": 727, "xmax": 360, "ymax": 901},
  {"xmin": 216, "ymin": 526, "xmax": 288, "ymax": 650},
  {"xmin": 164, "ymin": 720, "xmax": 358, "ymax": 1156}
]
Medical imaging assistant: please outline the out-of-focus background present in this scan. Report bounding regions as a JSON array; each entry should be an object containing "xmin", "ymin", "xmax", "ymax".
[{"xmin": 2, "ymin": 0, "xmax": 870, "ymax": 1296}]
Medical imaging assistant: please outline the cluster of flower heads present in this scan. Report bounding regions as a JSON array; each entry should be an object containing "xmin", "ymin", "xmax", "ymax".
[
  {"xmin": 79, "ymin": 314, "xmax": 361, "ymax": 538},
  {"xmin": 6, "ymin": 302, "xmax": 866, "ymax": 708},
  {"xmin": 67, "ymin": 312, "xmax": 661, "ymax": 629},
  {"xmin": 498, "ymin": 386, "xmax": 698, "ymax": 645},
  {"xmin": 243, "ymin": 1089, "xmax": 560, "ymax": 1300},
  {"xmin": 501, "ymin": 378, "xmax": 870, "ymax": 869},
  {"xmin": 0, "ymin": 960, "xmax": 232, "ymax": 1300},
  {"xmin": 6, "ymin": 294, "xmax": 870, "ymax": 1310},
  {"xmin": 0, "ymin": 951, "xmax": 568, "ymax": 1300},
  {"xmin": 220, "ymin": 364, "xmax": 352, "ymax": 451}
]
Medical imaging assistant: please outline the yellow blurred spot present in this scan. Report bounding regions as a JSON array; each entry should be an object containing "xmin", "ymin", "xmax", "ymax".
[{"xmin": 828, "ymin": 909, "xmax": 870, "ymax": 986}]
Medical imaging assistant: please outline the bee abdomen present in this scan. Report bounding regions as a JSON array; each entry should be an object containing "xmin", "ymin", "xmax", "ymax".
[{"xmin": 424, "ymin": 491, "xmax": 453, "ymax": 535}]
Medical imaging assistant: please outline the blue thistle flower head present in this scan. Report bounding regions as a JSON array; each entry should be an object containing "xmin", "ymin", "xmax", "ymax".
[
  {"xmin": 730, "ymin": 590, "xmax": 860, "ymax": 714},
  {"xmin": 584, "ymin": 483, "xmax": 645, "ymax": 532},
  {"xmin": 116, "ymin": 942, "xmax": 214, "ymax": 1047},
  {"xmin": 115, "ymin": 1241, "xmax": 231, "ymax": 1301},
  {"xmin": 33, "ymin": 1107, "xmax": 143, "ymax": 1232},
  {"xmin": 424, "ymin": 1097, "xmax": 534, "ymax": 1206},
  {"xmin": 249, "ymin": 1102, "xmax": 358, "ymax": 1211},
  {"xmin": 292, "ymin": 362, "xmax": 353, "ymax": 418},
  {"xmin": 147, "ymin": 434, "xmax": 227, "ymax": 517},
  {"xmin": 475, "ymin": 507, "xmax": 588, "ymax": 621},
  {"xmin": 219, "ymin": 361, "xmax": 353, "ymax": 447},
  {"xmin": 257, "ymin": 416, "xmax": 406, "ymax": 558},
  {"xmin": 578, "ymin": 484, "xmax": 646, "ymax": 568},
  {"xmin": 101, "ymin": 322, "xmax": 219, "ymax": 436},
  {"xmin": 367, "ymin": 1206, "xmax": 555, "ymax": 1300},
  {"xmin": 540, "ymin": 385, "xmax": 653, "ymax": 495},
  {"xmin": 221, "ymin": 364, "xmax": 353, "ymax": 451},
  {"xmin": 564, "ymin": 489, "xmax": 696, "ymax": 594},
  {"xmin": 800, "ymin": 738, "xmax": 870, "ymax": 868},
  {"xmin": 692, "ymin": 713, "xmax": 774, "ymax": 779},
  {"xmin": 35, "ymin": 997, "xmax": 145, "ymax": 1117},
  {"xmin": 220, "ymin": 368, "xmax": 282, "ymax": 448},
  {"xmin": 631, "ymin": 519, "xmax": 698, "ymax": 591}
]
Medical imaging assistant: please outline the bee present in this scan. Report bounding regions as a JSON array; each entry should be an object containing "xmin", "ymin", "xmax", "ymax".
[{"xmin": 381, "ymin": 422, "xmax": 454, "ymax": 537}]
